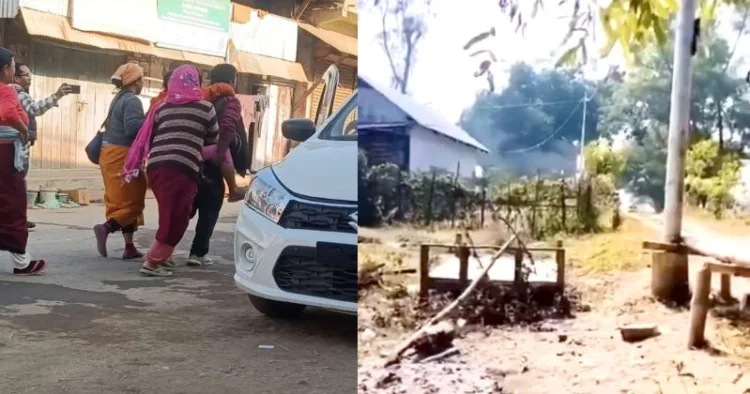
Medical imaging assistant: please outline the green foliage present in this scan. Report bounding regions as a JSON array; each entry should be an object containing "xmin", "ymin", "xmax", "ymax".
[
  {"xmin": 497, "ymin": 0, "xmax": 746, "ymax": 66},
  {"xmin": 489, "ymin": 175, "xmax": 616, "ymax": 238},
  {"xmin": 358, "ymin": 152, "xmax": 482, "ymax": 227},
  {"xmin": 592, "ymin": 27, "xmax": 750, "ymax": 211},
  {"xmin": 620, "ymin": 128, "xmax": 669, "ymax": 210},
  {"xmin": 598, "ymin": 29, "xmax": 749, "ymax": 147},
  {"xmin": 583, "ymin": 141, "xmax": 626, "ymax": 180},
  {"xmin": 685, "ymin": 139, "xmax": 741, "ymax": 217}
]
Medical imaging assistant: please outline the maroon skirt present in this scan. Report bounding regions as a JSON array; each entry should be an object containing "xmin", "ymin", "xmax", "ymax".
[
  {"xmin": 0, "ymin": 143, "xmax": 27, "ymax": 254},
  {"xmin": 149, "ymin": 167, "xmax": 198, "ymax": 247}
]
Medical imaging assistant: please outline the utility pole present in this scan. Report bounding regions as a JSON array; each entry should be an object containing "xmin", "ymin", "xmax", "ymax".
[
  {"xmin": 578, "ymin": 94, "xmax": 588, "ymax": 178},
  {"xmin": 652, "ymin": 0, "xmax": 695, "ymax": 302}
]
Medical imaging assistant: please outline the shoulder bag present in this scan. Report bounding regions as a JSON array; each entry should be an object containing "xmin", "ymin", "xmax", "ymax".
[{"xmin": 85, "ymin": 91, "xmax": 124, "ymax": 165}]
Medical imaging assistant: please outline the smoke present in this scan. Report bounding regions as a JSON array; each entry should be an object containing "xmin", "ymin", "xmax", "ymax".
[{"xmin": 482, "ymin": 139, "xmax": 578, "ymax": 176}]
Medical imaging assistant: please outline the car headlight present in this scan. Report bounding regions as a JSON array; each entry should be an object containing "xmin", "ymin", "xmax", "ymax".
[{"xmin": 244, "ymin": 168, "xmax": 291, "ymax": 223}]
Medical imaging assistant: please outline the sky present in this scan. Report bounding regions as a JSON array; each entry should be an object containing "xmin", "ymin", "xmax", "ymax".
[{"xmin": 359, "ymin": 0, "xmax": 750, "ymax": 124}]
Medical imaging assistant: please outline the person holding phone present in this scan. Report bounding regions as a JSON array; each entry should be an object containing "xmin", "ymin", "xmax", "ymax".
[{"xmin": 11, "ymin": 63, "xmax": 74, "ymax": 229}]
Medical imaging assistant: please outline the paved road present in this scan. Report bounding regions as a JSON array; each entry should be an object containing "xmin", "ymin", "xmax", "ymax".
[{"xmin": 0, "ymin": 201, "xmax": 356, "ymax": 394}]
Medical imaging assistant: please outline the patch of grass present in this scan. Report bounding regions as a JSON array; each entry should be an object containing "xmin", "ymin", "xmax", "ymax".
[
  {"xmin": 684, "ymin": 206, "xmax": 750, "ymax": 236},
  {"xmin": 566, "ymin": 217, "xmax": 657, "ymax": 274},
  {"xmin": 359, "ymin": 244, "xmax": 410, "ymax": 271}
]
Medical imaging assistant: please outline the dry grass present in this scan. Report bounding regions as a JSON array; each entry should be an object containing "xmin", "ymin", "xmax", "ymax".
[
  {"xmin": 565, "ymin": 216, "xmax": 658, "ymax": 274},
  {"xmin": 684, "ymin": 206, "xmax": 750, "ymax": 236},
  {"xmin": 358, "ymin": 221, "xmax": 510, "ymax": 271}
]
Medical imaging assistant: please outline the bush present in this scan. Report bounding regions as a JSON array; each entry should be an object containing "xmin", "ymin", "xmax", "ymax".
[
  {"xmin": 360, "ymin": 162, "xmax": 614, "ymax": 242},
  {"xmin": 685, "ymin": 139, "xmax": 741, "ymax": 218},
  {"xmin": 358, "ymin": 150, "xmax": 481, "ymax": 227}
]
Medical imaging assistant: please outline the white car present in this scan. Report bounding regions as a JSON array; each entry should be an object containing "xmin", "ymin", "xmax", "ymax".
[{"xmin": 234, "ymin": 66, "xmax": 358, "ymax": 318}]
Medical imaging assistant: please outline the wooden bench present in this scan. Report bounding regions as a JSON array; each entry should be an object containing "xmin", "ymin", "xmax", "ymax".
[
  {"xmin": 418, "ymin": 241, "xmax": 566, "ymax": 301},
  {"xmin": 643, "ymin": 240, "xmax": 750, "ymax": 348}
]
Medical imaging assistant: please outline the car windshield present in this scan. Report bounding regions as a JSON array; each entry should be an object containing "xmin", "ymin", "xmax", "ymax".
[{"xmin": 319, "ymin": 92, "xmax": 357, "ymax": 141}]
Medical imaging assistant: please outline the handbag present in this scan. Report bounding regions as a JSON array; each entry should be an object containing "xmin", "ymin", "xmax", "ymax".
[{"xmin": 85, "ymin": 91, "xmax": 123, "ymax": 165}]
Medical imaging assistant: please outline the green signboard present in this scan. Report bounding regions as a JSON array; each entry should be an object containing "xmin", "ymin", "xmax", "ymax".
[{"xmin": 157, "ymin": 0, "xmax": 231, "ymax": 33}]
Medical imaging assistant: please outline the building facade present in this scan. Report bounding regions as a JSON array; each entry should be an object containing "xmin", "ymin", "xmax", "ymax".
[
  {"xmin": 1, "ymin": 0, "xmax": 358, "ymax": 175},
  {"xmin": 358, "ymin": 74, "xmax": 488, "ymax": 178}
]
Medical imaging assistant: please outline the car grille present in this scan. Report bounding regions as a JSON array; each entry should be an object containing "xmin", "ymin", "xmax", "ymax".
[
  {"xmin": 279, "ymin": 200, "xmax": 357, "ymax": 234},
  {"xmin": 272, "ymin": 246, "xmax": 357, "ymax": 303}
]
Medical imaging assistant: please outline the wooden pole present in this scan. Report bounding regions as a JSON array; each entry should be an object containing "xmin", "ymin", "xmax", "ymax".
[
  {"xmin": 450, "ymin": 162, "xmax": 460, "ymax": 228},
  {"xmin": 719, "ymin": 274, "xmax": 732, "ymax": 302},
  {"xmin": 687, "ymin": 264, "xmax": 711, "ymax": 348},
  {"xmin": 506, "ymin": 181, "xmax": 512, "ymax": 217},
  {"xmin": 458, "ymin": 246, "xmax": 469, "ymax": 289},
  {"xmin": 513, "ymin": 245, "xmax": 524, "ymax": 293},
  {"xmin": 425, "ymin": 171, "xmax": 436, "ymax": 226},
  {"xmin": 419, "ymin": 245, "xmax": 430, "ymax": 302},
  {"xmin": 654, "ymin": 0, "xmax": 695, "ymax": 302},
  {"xmin": 556, "ymin": 240, "xmax": 565, "ymax": 289},
  {"xmin": 480, "ymin": 182, "xmax": 486, "ymax": 228},
  {"xmin": 560, "ymin": 179, "xmax": 567, "ymax": 232}
]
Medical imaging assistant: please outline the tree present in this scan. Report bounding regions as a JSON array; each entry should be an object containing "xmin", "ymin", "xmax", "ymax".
[
  {"xmin": 495, "ymin": 0, "xmax": 748, "ymax": 65},
  {"xmin": 620, "ymin": 127, "xmax": 670, "ymax": 210},
  {"xmin": 684, "ymin": 139, "xmax": 741, "ymax": 216},
  {"xmin": 459, "ymin": 63, "xmax": 599, "ymax": 175},
  {"xmin": 598, "ymin": 27, "xmax": 750, "ymax": 150},
  {"xmin": 374, "ymin": 0, "xmax": 432, "ymax": 94},
  {"xmin": 583, "ymin": 140, "xmax": 626, "ymax": 180}
]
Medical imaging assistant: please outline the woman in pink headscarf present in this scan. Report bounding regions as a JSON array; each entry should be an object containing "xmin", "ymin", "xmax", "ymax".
[{"xmin": 123, "ymin": 65, "xmax": 219, "ymax": 277}]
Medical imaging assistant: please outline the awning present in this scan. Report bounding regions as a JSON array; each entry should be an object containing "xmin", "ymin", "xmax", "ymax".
[
  {"xmin": 233, "ymin": 51, "xmax": 308, "ymax": 83},
  {"xmin": 21, "ymin": 7, "xmax": 161, "ymax": 55},
  {"xmin": 20, "ymin": 7, "xmax": 306, "ymax": 82},
  {"xmin": 298, "ymin": 22, "xmax": 357, "ymax": 57}
]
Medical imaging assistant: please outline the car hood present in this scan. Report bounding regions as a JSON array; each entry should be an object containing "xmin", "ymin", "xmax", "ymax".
[{"xmin": 272, "ymin": 137, "xmax": 357, "ymax": 203}]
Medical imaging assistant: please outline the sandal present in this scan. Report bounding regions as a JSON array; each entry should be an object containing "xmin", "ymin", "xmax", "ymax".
[
  {"xmin": 139, "ymin": 266, "xmax": 173, "ymax": 277},
  {"xmin": 162, "ymin": 258, "xmax": 177, "ymax": 268},
  {"xmin": 186, "ymin": 255, "xmax": 214, "ymax": 267}
]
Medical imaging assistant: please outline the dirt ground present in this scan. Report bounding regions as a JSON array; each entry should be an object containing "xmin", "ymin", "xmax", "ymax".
[{"xmin": 357, "ymin": 221, "xmax": 750, "ymax": 394}]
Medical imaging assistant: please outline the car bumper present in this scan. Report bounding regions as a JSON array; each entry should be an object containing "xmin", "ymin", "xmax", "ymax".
[{"xmin": 233, "ymin": 205, "xmax": 358, "ymax": 315}]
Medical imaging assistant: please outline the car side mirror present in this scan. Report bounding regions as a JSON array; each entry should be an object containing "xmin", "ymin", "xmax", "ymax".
[{"xmin": 282, "ymin": 118, "xmax": 316, "ymax": 142}]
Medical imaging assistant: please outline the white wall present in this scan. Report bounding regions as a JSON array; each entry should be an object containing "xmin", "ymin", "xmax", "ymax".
[
  {"xmin": 358, "ymin": 84, "xmax": 409, "ymax": 125},
  {"xmin": 409, "ymin": 125, "xmax": 479, "ymax": 178},
  {"xmin": 20, "ymin": 0, "xmax": 68, "ymax": 16},
  {"xmin": 230, "ymin": 11, "xmax": 298, "ymax": 61}
]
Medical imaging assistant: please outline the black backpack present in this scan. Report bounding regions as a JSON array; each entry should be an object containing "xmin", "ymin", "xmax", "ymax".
[{"xmin": 213, "ymin": 96, "xmax": 251, "ymax": 177}]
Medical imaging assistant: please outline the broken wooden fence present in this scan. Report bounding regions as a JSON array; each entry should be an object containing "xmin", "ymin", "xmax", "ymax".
[{"xmin": 418, "ymin": 240, "xmax": 566, "ymax": 301}]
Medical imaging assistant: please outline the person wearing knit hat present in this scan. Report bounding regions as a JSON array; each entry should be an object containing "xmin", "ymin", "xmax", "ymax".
[{"xmin": 92, "ymin": 63, "xmax": 147, "ymax": 260}]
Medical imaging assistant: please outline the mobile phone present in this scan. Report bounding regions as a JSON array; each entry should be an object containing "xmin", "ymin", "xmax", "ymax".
[{"xmin": 68, "ymin": 84, "xmax": 81, "ymax": 94}]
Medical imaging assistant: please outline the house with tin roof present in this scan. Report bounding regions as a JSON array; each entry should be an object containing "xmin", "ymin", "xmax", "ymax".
[{"xmin": 358, "ymin": 74, "xmax": 489, "ymax": 178}]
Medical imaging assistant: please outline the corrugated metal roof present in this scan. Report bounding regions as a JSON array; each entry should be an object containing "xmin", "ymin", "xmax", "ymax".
[
  {"xmin": 359, "ymin": 74, "xmax": 489, "ymax": 153},
  {"xmin": 21, "ymin": 7, "xmax": 185, "ymax": 57},
  {"xmin": 0, "ymin": 0, "xmax": 19, "ymax": 18},
  {"xmin": 233, "ymin": 51, "xmax": 307, "ymax": 83},
  {"xmin": 298, "ymin": 22, "xmax": 357, "ymax": 57},
  {"xmin": 20, "ymin": 7, "xmax": 307, "ymax": 83}
]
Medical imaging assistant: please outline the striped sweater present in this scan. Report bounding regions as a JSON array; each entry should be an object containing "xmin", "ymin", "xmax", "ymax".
[{"xmin": 147, "ymin": 100, "xmax": 219, "ymax": 180}]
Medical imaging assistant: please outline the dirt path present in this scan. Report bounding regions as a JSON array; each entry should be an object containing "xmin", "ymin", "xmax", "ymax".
[{"xmin": 358, "ymin": 225, "xmax": 750, "ymax": 394}]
